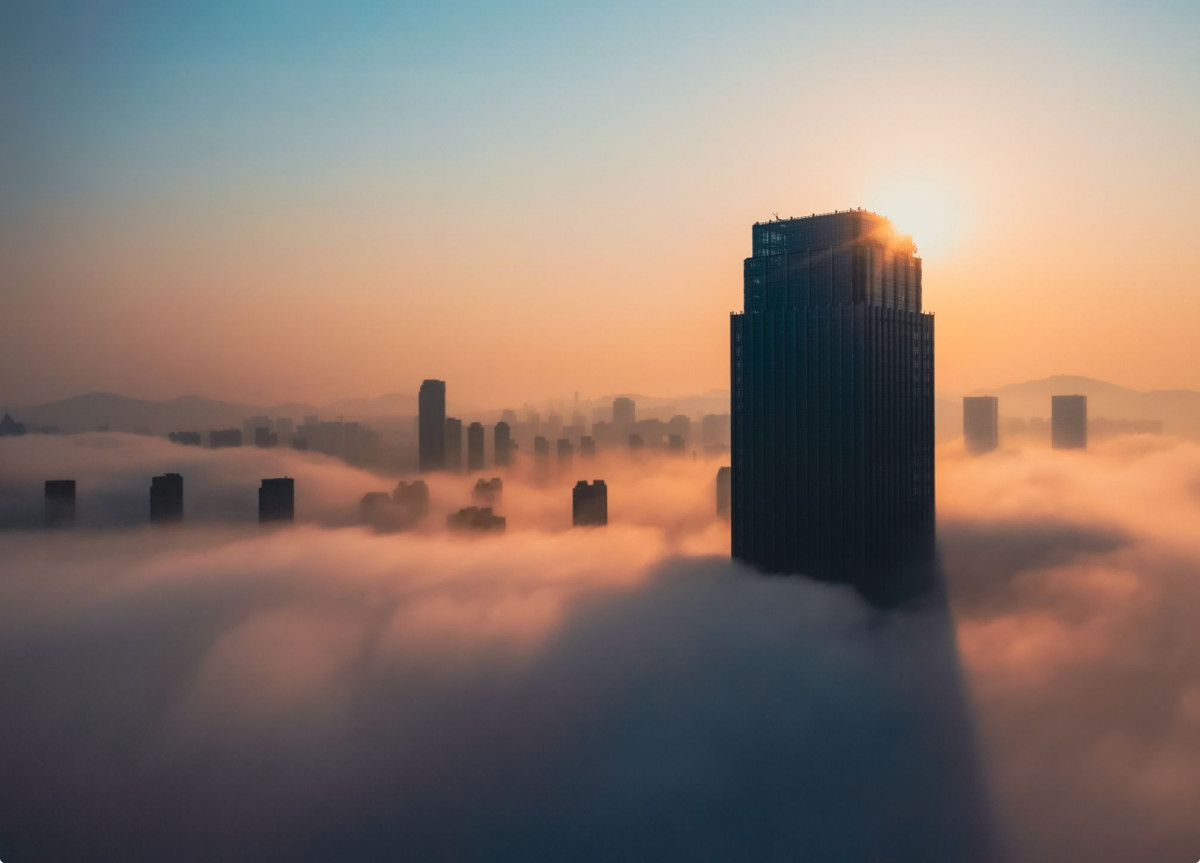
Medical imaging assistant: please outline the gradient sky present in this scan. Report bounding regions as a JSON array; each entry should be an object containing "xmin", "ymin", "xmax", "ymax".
[{"xmin": 2, "ymin": 0, "xmax": 1198, "ymax": 408}]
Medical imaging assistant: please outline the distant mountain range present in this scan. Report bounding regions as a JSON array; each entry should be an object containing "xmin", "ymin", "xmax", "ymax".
[{"xmin": 5, "ymin": 376, "xmax": 1199, "ymax": 439}]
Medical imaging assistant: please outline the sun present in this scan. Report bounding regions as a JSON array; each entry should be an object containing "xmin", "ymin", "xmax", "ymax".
[{"xmin": 868, "ymin": 176, "xmax": 969, "ymax": 259}]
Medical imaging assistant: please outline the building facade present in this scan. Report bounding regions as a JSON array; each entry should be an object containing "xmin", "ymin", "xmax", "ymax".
[
  {"xmin": 444, "ymin": 417, "xmax": 463, "ymax": 471},
  {"xmin": 259, "ymin": 477, "xmax": 295, "ymax": 523},
  {"xmin": 150, "ymin": 473, "xmax": 184, "ymax": 523},
  {"xmin": 494, "ymin": 421, "xmax": 513, "ymax": 467},
  {"xmin": 963, "ymin": 396, "xmax": 1000, "ymax": 454},
  {"xmin": 573, "ymin": 480, "xmax": 608, "ymax": 526},
  {"xmin": 419, "ymin": 379, "xmax": 446, "ymax": 472},
  {"xmin": 730, "ymin": 210, "xmax": 935, "ymax": 601},
  {"xmin": 1051, "ymin": 394, "xmax": 1087, "ymax": 450},
  {"xmin": 467, "ymin": 422, "xmax": 485, "ymax": 471}
]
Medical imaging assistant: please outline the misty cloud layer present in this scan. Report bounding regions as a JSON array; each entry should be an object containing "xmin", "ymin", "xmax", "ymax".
[{"xmin": 1, "ymin": 433, "xmax": 1198, "ymax": 861}]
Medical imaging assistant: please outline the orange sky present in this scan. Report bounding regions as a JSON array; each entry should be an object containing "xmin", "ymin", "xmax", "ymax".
[{"xmin": 2, "ymin": 2, "xmax": 1198, "ymax": 408}]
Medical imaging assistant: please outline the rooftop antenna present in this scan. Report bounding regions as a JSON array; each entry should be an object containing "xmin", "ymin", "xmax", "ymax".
[{"xmin": 772, "ymin": 211, "xmax": 780, "ymax": 221}]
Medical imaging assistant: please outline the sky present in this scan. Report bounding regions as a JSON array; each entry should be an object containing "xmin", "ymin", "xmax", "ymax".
[{"xmin": 2, "ymin": 0, "xmax": 1199, "ymax": 407}]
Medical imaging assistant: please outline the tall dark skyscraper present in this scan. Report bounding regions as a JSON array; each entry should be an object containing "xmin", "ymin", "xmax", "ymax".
[
  {"xmin": 150, "ymin": 473, "xmax": 184, "ymax": 523},
  {"xmin": 963, "ymin": 396, "xmax": 1000, "ymax": 454},
  {"xmin": 259, "ymin": 477, "xmax": 295, "ymax": 523},
  {"xmin": 444, "ymin": 418, "xmax": 463, "ymax": 471},
  {"xmin": 419, "ymin": 379, "xmax": 446, "ymax": 472},
  {"xmin": 467, "ymin": 422, "xmax": 485, "ymax": 471},
  {"xmin": 494, "ymin": 421, "xmax": 513, "ymax": 467},
  {"xmin": 45, "ymin": 479, "xmax": 76, "ymax": 527},
  {"xmin": 730, "ymin": 210, "xmax": 934, "ymax": 601},
  {"xmin": 1051, "ymin": 394, "xmax": 1087, "ymax": 450}
]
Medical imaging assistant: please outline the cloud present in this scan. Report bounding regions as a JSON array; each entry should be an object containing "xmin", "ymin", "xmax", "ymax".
[
  {"xmin": 938, "ymin": 435, "xmax": 1200, "ymax": 863},
  {"xmin": 1, "ymin": 432, "xmax": 1198, "ymax": 861}
]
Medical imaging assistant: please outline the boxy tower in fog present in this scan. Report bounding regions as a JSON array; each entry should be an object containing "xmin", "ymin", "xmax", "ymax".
[
  {"xmin": 259, "ymin": 478, "xmax": 295, "ymax": 523},
  {"xmin": 150, "ymin": 473, "xmax": 184, "ymax": 524},
  {"xmin": 1051, "ymin": 394, "xmax": 1087, "ymax": 450},
  {"xmin": 730, "ymin": 211, "xmax": 935, "ymax": 601},
  {"xmin": 963, "ymin": 396, "xmax": 1000, "ymax": 454},
  {"xmin": 419, "ymin": 379, "xmax": 446, "ymax": 472}
]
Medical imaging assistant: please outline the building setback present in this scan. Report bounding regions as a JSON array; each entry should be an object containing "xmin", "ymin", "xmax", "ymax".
[
  {"xmin": 45, "ymin": 479, "xmax": 76, "ymax": 527},
  {"xmin": 150, "ymin": 473, "xmax": 184, "ymax": 523},
  {"xmin": 1051, "ymin": 394, "xmax": 1087, "ymax": 450},
  {"xmin": 419, "ymin": 379, "xmax": 447, "ymax": 472},
  {"xmin": 259, "ymin": 477, "xmax": 295, "ymax": 523},
  {"xmin": 573, "ymin": 480, "xmax": 608, "ymax": 526},
  {"xmin": 730, "ymin": 210, "xmax": 934, "ymax": 603},
  {"xmin": 963, "ymin": 396, "xmax": 1000, "ymax": 454}
]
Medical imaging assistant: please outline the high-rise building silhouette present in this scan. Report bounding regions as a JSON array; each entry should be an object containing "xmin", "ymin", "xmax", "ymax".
[
  {"xmin": 573, "ymin": 480, "xmax": 608, "ymax": 526},
  {"xmin": 419, "ymin": 379, "xmax": 446, "ymax": 472},
  {"xmin": 473, "ymin": 477, "xmax": 503, "ymax": 504},
  {"xmin": 580, "ymin": 435, "xmax": 596, "ymax": 458},
  {"xmin": 254, "ymin": 426, "xmax": 278, "ymax": 448},
  {"xmin": 393, "ymin": 480, "xmax": 430, "ymax": 523},
  {"xmin": 716, "ymin": 466, "xmax": 731, "ymax": 521},
  {"xmin": 209, "ymin": 428, "xmax": 242, "ymax": 448},
  {"xmin": 628, "ymin": 433, "xmax": 644, "ymax": 451},
  {"xmin": 259, "ymin": 477, "xmax": 295, "ymax": 523},
  {"xmin": 1051, "ymin": 394, "xmax": 1087, "ymax": 450},
  {"xmin": 467, "ymin": 422, "xmax": 485, "ymax": 471},
  {"xmin": 169, "ymin": 431, "xmax": 202, "ymax": 446},
  {"xmin": 730, "ymin": 211, "xmax": 934, "ymax": 600},
  {"xmin": 150, "ymin": 473, "xmax": 184, "ymax": 524},
  {"xmin": 533, "ymin": 436, "xmax": 550, "ymax": 457},
  {"xmin": 963, "ymin": 396, "xmax": 1000, "ymax": 454},
  {"xmin": 612, "ymin": 397, "xmax": 635, "ymax": 428},
  {"xmin": 444, "ymin": 418, "xmax": 463, "ymax": 471},
  {"xmin": 557, "ymin": 438, "xmax": 573, "ymax": 465},
  {"xmin": 494, "ymin": 421, "xmax": 513, "ymax": 467},
  {"xmin": 447, "ymin": 506, "xmax": 506, "ymax": 532},
  {"xmin": 45, "ymin": 479, "xmax": 76, "ymax": 527}
]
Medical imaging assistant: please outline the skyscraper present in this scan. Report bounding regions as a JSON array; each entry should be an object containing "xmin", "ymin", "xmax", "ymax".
[
  {"xmin": 573, "ymin": 480, "xmax": 608, "ymax": 526},
  {"xmin": 494, "ymin": 421, "xmax": 513, "ymax": 467},
  {"xmin": 419, "ymin": 379, "xmax": 446, "ymax": 472},
  {"xmin": 716, "ymin": 466, "xmax": 731, "ymax": 521},
  {"xmin": 1051, "ymin": 394, "xmax": 1087, "ymax": 450},
  {"xmin": 259, "ymin": 477, "xmax": 295, "ymax": 523},
  {"xmin": 445, "ymin": 418, "xmax": 463, "ymax": 471},
  {"xmin": 612, "ymin": 397, "xmax": 635, "ymax": 429},
  {"xmin": 467, "ymin": 422, "xmax": 485, "ymax": 471},
  {"xmin": 962, "ymin": 396, "xmax": 1000, "ymax": 454},
  {"xmin": 730, "ymin": 210, "xmax": 934, "ymax": 601},
  {"xmin": 150, "ymin": 473, "xmax": 184, "ymax": 523}
]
